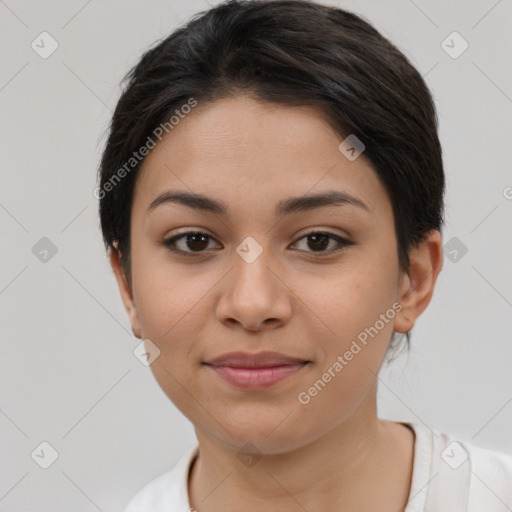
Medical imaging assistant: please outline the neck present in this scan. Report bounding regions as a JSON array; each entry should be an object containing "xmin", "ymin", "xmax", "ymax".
[{"xmin": 188, "ymin": 385, "xmax": 414, "ymax": 511}]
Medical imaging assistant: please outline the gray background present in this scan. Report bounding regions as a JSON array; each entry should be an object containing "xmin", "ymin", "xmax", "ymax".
[{"xmin": 1, "ymin": 0, "xmax": 511, "ymax": 510}]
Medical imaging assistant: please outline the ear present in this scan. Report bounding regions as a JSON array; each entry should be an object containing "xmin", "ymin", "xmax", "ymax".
[
  {"xmin": 394, "ymin": 230, "xmax": 443, "ymax": 333},
  {"xmin": 109, "ymin": 244, "xmax": 142, "ymax": 339}
]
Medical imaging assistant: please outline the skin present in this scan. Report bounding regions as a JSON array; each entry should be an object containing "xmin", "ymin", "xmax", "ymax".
[{"xmin": 110, "ymin": 94, "xmax": 443, "ymax": 511}]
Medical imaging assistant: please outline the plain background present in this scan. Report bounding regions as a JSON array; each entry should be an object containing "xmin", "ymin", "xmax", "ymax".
[{"xmin": 0, "ymin": 0, "xmax": 511, "ymax": 510}]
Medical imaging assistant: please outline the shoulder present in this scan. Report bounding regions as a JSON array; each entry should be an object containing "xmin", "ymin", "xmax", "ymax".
[
  {"xmin": 463, "ymin": 438, "xmax": 512, "ymax": 508},
  {"xmin": 123, "ymin": 470, "xmax": 175, "ymax": 511},
  {"xmin": 123, "ymin": 445, "xmax": 198, "ymax": 512},
  {"xmin": 406, "ymin": 422, "xmax": 512, "ymax": 511}
]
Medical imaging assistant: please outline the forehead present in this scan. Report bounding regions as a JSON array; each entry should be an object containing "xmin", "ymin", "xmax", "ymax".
[{"xmin": 133, "ymin": 95, "xmax": 390, "ymax": 222}]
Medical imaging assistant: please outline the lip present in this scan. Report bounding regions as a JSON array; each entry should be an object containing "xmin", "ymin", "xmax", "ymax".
[{"xmin": 204, "ymin": 351, "xmax": 310, "ymax": 390}]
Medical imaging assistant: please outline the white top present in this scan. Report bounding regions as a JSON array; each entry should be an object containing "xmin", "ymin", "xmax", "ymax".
[{"xmin": 123, "ymin": 422, "xmax": 512, "ymax": 511}]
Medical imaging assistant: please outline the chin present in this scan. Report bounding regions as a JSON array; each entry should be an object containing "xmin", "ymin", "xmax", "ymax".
[{"xmin": 204, "ymin": 407, "xmax": 312, "ymax": 454}]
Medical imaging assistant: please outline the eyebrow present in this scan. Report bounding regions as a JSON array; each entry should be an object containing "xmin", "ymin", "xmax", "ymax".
[{"xmin": 147, "ymin": 189, "xmax": 369, "ymax": 217}]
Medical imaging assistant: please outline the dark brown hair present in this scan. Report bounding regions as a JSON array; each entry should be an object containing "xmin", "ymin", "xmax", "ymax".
[{"xmin": 97, "ymin": 0, "xmax": 445, "ymax": 355}]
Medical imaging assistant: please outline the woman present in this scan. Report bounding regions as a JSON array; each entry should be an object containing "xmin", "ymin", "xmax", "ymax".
[{"xmin": 97, "ymin": 1, "xmax": 512, "ymax": 510}]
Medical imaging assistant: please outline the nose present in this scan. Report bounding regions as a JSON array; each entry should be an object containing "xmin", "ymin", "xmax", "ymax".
[{"xmin": 215, "ymin": 247, "xmax": 293, "ymax": 332}]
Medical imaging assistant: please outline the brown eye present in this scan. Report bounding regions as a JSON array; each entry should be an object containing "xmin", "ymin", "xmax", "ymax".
[
  {"xmin": 182, "ymin": 233, "xmax": 209, "ymax": 251},
  {"xmin": 305, "ymin": 233, "xmax": 330, "ymax": 252},
  {"xmin": 293, "ymin": 231, "xmax": 354, "ymax": 256},
  {"xmin": 163, "ymin": 231, "xmax": 220, "ymax": 256}
]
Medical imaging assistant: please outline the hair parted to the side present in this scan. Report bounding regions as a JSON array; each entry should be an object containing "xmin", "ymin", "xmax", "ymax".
[{"xmin": 97, "ymin": 0, "xmax": 445, "ymax": 356}]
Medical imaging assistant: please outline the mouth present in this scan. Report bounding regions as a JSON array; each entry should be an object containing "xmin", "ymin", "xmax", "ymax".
[{"xmin": 203, "ymin": 351, "xmax": 311, "ymax": 390}]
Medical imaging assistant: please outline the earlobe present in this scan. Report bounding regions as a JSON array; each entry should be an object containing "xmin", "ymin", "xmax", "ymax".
[
  {"xmin": 127, "ymin": 304, "xmax": 142, "ymax": 339},
  {"xmin": 394, "ymin": 230, "xmax": 443, "ymax": 334},
  {"xmin": 109, "ymin": 245, "xmax": 142, "ymax": 339}
]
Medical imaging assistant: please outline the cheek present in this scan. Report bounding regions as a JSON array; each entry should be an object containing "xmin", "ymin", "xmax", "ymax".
[
  {"xmin": 293, "ymin": 277, "xmax": 397, "ymax": 432},
  {"xmin": 298, "ymin": 257, "xmax": 398, "ymax": 344},
  {"xmin": 134, "ymin": 268, "xmax": 212, "ymax": 345},
  {"xmin": 303, "ymin": 248, "xmax": 399, "ymax": 385},
  {"xmin": 130, "ymin": 258, "xmax": 214, "ymax": 409},
  {"xmin": 130, "ymin": 244, "xmax": 194, "ymax": 339}
]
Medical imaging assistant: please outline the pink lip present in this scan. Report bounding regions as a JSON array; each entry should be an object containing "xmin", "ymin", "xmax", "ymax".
[{"xmin": 204, "ymin": 351, "xmax": 310, "ymax": 390}]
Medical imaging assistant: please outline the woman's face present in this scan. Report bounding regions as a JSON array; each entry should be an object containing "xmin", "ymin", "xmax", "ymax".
[{"xmin": 114, "ymin": 95, "xmax": 415, "ymax": 453}]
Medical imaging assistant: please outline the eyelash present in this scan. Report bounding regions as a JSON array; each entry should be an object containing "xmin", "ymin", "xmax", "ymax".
[{"xmin": 161, "ymin": 230, "xmax": 354, "ymax": 258}]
